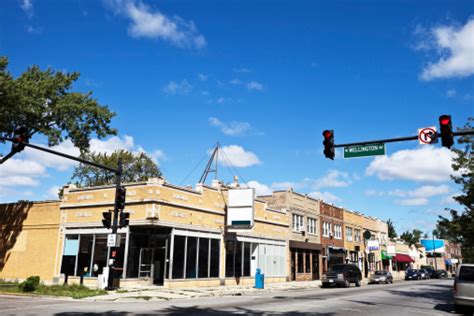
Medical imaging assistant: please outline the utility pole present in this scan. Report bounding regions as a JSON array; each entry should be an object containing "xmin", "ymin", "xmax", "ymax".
[{"xmin": 432, "ymin": 233, "xmax": 438, "ymax": 271}]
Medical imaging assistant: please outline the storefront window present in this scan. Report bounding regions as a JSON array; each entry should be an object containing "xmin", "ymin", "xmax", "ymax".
[
  {"xmin": 198, "ymin": 238, "xmax": 209, "ymax": 278},
  {"xmin": 235, "ymin": 242, "xmax": 242, "ymax": 277},
  {"xmin": 210, "ymin": 239, "xmax": 219, "ymax": 277},
  {"xmin": 243, "ymin": 242, "xmax": 251, "ymax": 277},
  {"xmin": 298, "ymin": 251, "xmax": 304, "ymax": 273},
  {"xmin": 172, "ymin": 236, "xmax": 186, "ymax": 279},
  {"xmin": 305, "ymin": 252, "xmax": 311, "ymax": 273},
  {"xmin": 76, "ymin": 235, "xmax": 93, "ymax": 276},
  {"xmin": 225, "ymin": 240, "xmax": 235, "ymax": 277},
  {"xmin": 186, "ymin": 237, "xmax": 198, "ymax": 278}
]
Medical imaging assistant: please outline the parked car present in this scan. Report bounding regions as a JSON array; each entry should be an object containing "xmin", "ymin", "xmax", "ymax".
[
  {"xmin": 419, "ymin": 269, "xmax": 430, "ymax": 279},
  {"xmin": 453, "ymin": 264, "xmax": 474, "ymax": 314},
  {"xmin": 405, "ymin": 269, "xmax": 423, "ymax": 280},
  {"xmin": 321, "ymin": 264, "xmax": 362, "ymax": 288},
  {"xmin": 369, "ymin": 270, "xmax": 393, "ymax": 284},
  {"xmin": 435, "ymin": 269, "xmax": 448, "ymax": 279},
  {"xmin": 425, "ymin": 268, "xmax": 437, "ymax": 278}
]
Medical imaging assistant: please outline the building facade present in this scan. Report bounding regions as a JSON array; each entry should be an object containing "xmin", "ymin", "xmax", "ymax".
[
  {"xmin": 343, "ymin": 210, "xmax": 364, "ymax": 271},
  {"xmin": 259, "ymin": 190, "xmax": 322, "ymax": 281},
  {"xmin": 319, "ymin": 202, "xmax": 345, "ymax": 273}
]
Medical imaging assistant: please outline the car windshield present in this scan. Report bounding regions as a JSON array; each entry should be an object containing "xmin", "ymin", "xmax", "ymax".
[
  {"xmin": 374, "ymin": 271, "xmax": 386, "ymax": 275},
  {"xmin": 329, "ymin": 265, "xmax": 347, "ymax": 273},
  {"xmin": 459, "ymin": 266, "xmax": 474, "ymax": 282},
  {"xmin": 408, "ymin": 269, "xmax": 418, "ymax": 273}
]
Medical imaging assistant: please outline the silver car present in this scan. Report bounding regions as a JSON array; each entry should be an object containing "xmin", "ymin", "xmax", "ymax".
[
  {"xmin": 454, "ymin": 264, "xmax": 474, "ymax": 313},
  {"xmin": 369, "ymin": 270, "xmax": 393, "ymax": 284}
]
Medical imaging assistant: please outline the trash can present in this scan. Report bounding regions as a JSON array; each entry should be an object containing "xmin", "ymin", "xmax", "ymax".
[{"xmin": 255, "ymin": 268, "xmax": 265, "ymax": 289}]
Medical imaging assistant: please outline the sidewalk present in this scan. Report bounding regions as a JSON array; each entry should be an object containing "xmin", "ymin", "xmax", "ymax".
[{"xmin": 84, "ymin": 280, "xmax": 325, "ymax": 302}]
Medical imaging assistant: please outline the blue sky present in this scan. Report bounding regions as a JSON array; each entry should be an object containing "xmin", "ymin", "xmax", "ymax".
[{"xmin": 0, "ymin": 0, "xmax": 473, "ymax": 236}]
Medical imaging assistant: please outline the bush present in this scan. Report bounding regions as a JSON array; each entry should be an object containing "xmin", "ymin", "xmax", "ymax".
[{"xmin": 20, "ymin": 276, "xmax": 40, "ymax": 292}]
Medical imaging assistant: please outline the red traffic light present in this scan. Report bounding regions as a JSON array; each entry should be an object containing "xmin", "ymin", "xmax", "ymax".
[
  {"xmin": 439, "ymin": 115, "xmax": 451, "ymax": 126},
  {"xmin": 323, "ymin": 130, "xmax": 332, "ymax": 139}
]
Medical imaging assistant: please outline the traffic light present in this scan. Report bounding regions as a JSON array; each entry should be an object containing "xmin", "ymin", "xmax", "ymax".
[
  {"xmin": 11, "ymin": 126, "xmax": 29, "ymax": 153},
  {"xmin": 102, "ymin": 211, "xmax": 112, "ymax": 229},
  {"xmin": 439, "ymin": 115, "xmax": 454, "ymax": 148},
  {"xmin": 322, "ymin": 130, "xmax": 335, "ymax": 160},
  {"xmin": 115, "ymin": 186, "xmax": 126, "ymax": 210},
  {"xmin": 119, "ymin": 212, "xmax": 130, "ymax": 228}
]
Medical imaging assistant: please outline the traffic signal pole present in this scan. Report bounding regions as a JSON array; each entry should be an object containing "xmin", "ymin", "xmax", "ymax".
[{"xmin": 107, "ymin": 158, "xmax": 122, "ymax": 291}]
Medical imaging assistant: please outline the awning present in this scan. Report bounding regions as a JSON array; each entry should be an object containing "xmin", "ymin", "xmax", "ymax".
[
  {"xmin": 289, "ymin": 240, "xmax": 322, "ymax": 251},
  {"xmin": 393, "ymin": 253, "xmax": 414, "ymax": 263},
  {"xmin": 381, "ymin": 250, "xmax": 392, "ymax": 260}
]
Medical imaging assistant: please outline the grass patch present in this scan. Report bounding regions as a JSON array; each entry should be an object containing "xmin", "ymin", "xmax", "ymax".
[
  {"xmin": 116, "ymin": 289, "xmax": 129, "ymax": 293},
  {"xmin": 0, "ymin": 282, "xmax": 107, "ymax": 299}
]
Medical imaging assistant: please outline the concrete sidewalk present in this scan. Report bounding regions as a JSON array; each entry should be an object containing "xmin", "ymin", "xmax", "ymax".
[{"xmin": 84, "ymin": 280, "xmax": 325, "ymax": 302}]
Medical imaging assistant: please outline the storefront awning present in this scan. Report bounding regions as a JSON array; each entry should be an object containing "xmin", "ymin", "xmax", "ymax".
[
  {"xmin": 289, "ymin": 240, "xmax": 322, "ymax": 251},
  {"xmin": 393, "ymin": 253, "xmax": 414, "ymax": 263}
]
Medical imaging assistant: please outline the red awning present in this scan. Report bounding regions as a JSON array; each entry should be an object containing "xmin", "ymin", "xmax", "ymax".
[{"xmin": 393, "ymin": 253, "xmax": 414, "ymax": 263}]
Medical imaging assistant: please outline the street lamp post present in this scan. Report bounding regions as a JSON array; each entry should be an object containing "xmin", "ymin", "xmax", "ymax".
[{"xmin": 432, "ymin": 232, "xmax": 438, "ymax": 270}]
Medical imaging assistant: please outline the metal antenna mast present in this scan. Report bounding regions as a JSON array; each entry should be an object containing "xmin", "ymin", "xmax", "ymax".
[{"xmin": 199, "ymin": 142, "xmax": 219, "ymax": 184}]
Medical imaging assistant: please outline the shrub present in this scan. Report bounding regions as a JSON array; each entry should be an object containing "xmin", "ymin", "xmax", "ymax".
[{"xmin": 20, "ymin": 276, "xmax": 40, "ymax": 292}]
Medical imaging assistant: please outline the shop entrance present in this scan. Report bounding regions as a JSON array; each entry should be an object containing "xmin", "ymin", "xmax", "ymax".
[{"xmin": 127, "ymin": 227, "xmax": 170, "ymax": 285}]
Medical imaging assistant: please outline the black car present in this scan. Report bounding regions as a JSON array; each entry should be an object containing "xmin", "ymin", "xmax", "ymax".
[
  {"xmin": 435, "ymin": 269, "xmax": 448, "ymax": 278},
  {"xmin": 405, "ymin": 269, "xmax": 423, "ymax": 280},
  {"xmin": 322, "ymin": 264, "xmax": 362, "ymax": 288},
  {"xmin": 425, "ymin": 268, "xmax": 437, "ymax": 278}
]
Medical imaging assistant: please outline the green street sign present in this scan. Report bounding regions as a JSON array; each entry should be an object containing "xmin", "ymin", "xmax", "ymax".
[{"xmin": 344, "ymin": 143, "xmax": 385, "ymax": 158}]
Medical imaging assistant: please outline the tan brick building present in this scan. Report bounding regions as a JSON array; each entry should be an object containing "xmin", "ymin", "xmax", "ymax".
[
  {"xmin": 0, "ymin": 178, "xmax": 290, "ymax": 288},
  {"xmin": 259, "ymin": 189, "xmax": 322, "ymax": 281},
  {"xmin": 343, "ymin": 210, "xmax": 364, "ymax": 271}
]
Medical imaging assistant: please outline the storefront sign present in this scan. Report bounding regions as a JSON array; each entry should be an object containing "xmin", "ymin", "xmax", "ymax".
[
  {"xmin": 420, "ymin": 239, "xmax": 445, "ymax": 253},
  {"xmin": 367, "ymin": 240, "xmax": 380, "ymax": 251},
  {"xmin": 227, "ymin": 188, "xmax": 255, "ymax": 228}
]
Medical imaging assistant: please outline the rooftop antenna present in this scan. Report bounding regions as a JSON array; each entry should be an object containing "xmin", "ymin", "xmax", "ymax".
[{"xmin": 199, "ymin": 142, "xmax": 219, "ymax": 184}]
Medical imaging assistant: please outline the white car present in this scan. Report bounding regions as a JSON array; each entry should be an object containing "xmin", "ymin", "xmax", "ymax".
[{"xmin": 454, "ymin": 264, "xmax": 474, "ymax": 314}]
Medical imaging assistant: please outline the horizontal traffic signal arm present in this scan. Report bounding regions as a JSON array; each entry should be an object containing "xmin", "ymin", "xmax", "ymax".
[
  {"xmin": 333, "ymin": 130, "xmax": 473, "ymax": 148},
  {"xmin": 0, "ymin": 136, "xmax": 119, "ymax": 173}
]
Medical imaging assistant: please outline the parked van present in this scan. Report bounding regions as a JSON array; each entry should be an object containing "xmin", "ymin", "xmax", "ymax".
[{"xmin": 454, "ymin": 264, "xmax": 474, "ymax": 313}]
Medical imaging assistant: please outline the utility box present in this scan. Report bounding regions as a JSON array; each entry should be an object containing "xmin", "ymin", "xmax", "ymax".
[{"xmin": 255, "ymin": 268, "xmax": 264, "ymax": 289}]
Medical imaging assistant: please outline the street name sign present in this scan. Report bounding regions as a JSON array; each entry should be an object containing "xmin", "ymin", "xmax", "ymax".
[
  {"xmin": 343, "ymin": 143, "xmax": 385, "ymax": 158},
  {"xmin": 418, "ymin": 126, "xmax": 438, "ymax": 144}
]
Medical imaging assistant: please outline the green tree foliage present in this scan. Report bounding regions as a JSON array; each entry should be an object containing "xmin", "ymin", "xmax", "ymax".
[
  {"xmin": 71, "ymin": 150, "xmax": 162, "ymax": 187},
  {"xmin": 400, "ymin": 229, "xmax": 424, "ymax": 246},
  {"xmin": 0, "ymin": 56, "xmax": 116, "ymax": 151},
  {"xmin": 387, "ymin": 219, "xmax": 397, "ymax": 238},
  {"xmin": 435, "ymin": 118, "xmax": 473, "ymax": 263}
]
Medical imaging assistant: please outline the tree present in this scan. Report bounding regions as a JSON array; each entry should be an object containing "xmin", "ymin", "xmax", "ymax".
[
  {"xmin": 400, "ymin": 229, "xmax": 424, "ymax": 246},
  {"xmin": 0, "ymin": 56, "xmax": 116, "ymax": 151},
  {"xmin": 70, "ymin": 150, "xmax": 162, "ymax": 187},
  {"xmin": 435, "ymin": 118, "xmax": 474, "ymax": 263},
  {"xmin": 387, "ymin": 219, "xmax": 397, "ymax": 238}
]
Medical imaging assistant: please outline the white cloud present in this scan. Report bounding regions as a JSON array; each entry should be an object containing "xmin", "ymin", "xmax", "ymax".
[
  {"xmin": 418, "ymin": 19, "xmax": 474, "ymax": 80},
  {"xmin": 46, "ymin": 186, "xmax": 62, "ymax": 199},
  {"xmin": 247, "ymin": 81, "xmax": 264, "ymax": 91},
  {"xmin": 366, "ymin": 146, "xmax": 456, "ymax": 182},
  {"xmin": 198, "ymin": 73, "xmax": 208, "ymax": 81},
  {"xmin": 233, "ymin": 67, "xmax": 251, "ymax": 73},
  {"xmin": 365, "ymin": 189, "xmax": 384, "ymax": 197},
  {"xmin": 395, "ymin": 198, "xmax": 429, "ymax": 206},
  {"xmin": 20, "ymin": 0, "xmax": 34, "ymax": 17},
  {"xmin": 218, "ymin": 145, "xmax": 262, "ymax": 168},
  {"xmin": 446, "ymin": 89, "xmax": 457, "ymax": 97},
  {"xmin": 440, "ymin": 194, "xmax": 457, "ymax": 205},
  {"xmin": 308, "ymin": 191, "xmax": 341, "ymax": 203},
  {"xmin": 389, "ymin": 185, "xmax": 450, "ymax": 198},
  {"xmin": 247, "ymin": 180, "xmax": 273, "ymax": 196},
  {"xmin": 312, "ymin": 170, "xmax": 351, "ymax": 189},
  {"xmin": 163, "ymin": 80, "xmax": 192, "ymax": 95},
  {"xmin": 229, "ymin": 78, "xmax": 242, "ymax": 85},
  {"xmin": 209, "ymin": 117, "xmax": 251, "ymax": 136},
  {"xmin": 105, "ymin": 0, "xmax": 206, "ymax": 49}
]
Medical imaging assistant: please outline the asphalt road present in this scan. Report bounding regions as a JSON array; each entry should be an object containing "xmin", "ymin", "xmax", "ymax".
[{"xmin": 0, "ymin": 279, "xmax": 466, "ymax": 315}]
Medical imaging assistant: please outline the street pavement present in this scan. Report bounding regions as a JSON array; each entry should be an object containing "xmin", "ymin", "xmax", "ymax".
[{"xmin": 0, "ymin": 279, "xmax": 466, "ymax": 315}]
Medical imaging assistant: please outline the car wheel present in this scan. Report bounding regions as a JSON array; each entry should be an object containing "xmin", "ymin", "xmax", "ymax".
[
  {"xmin": 343, "ymin": 280, "xmax": 350, "ymax": 288},
  {"xmin": 418, "ymin": 276, "xmax": 421, "ymax": 280},
  {"xmin": 385, "ymin": 280, "xmax": 389, "ymax": 284},
  {"xmin": 355, "ymin": 279, "xmax": 361, "ymax": 287},
  {"xmin": 321, "ymin": 283, "xmax": 329, "ymax": 288},
  {"xmin": 454, "ymin": 304, "xmax": 465, "ymax": 314}
]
